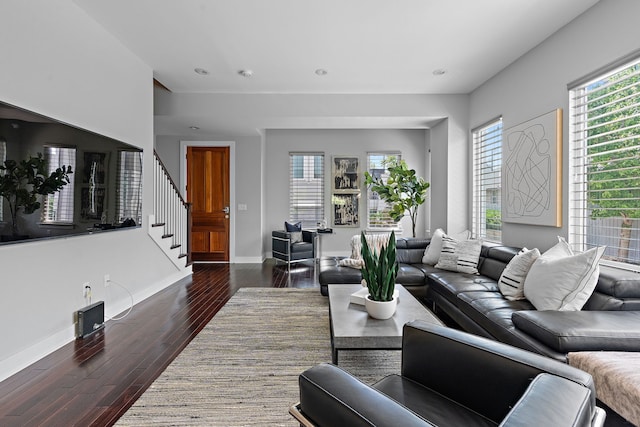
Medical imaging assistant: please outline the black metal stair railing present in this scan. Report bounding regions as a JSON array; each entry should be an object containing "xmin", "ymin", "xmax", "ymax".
[{"xmin": 153, "ymin": 150, "xmax": 192, "ymax": 265}]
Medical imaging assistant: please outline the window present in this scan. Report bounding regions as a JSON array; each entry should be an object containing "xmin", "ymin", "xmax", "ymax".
[
  {"xmin": 569, "ymin": 56, "xmax": 640, "ymax": 267},
  {"xmin": 116, "ymin": 150, "xmax": 143, "ymax": 225},
  {"xmin": 0, "ymin": 138, "xmax": 5, "ymax": 221},
  {"xmin": 289, "ymin": 153, "xmax": 324, "ymax": 228},
  {"xmin": 472, "ymin": 118, "xmax": 502, "ymax": 242},
  {"xmin": 41, "ymin": 146, "xmax": 76, "ymax": 224},
  {"xmin": 367, "ymin": 152, "xmax": 402, "ymax": 230}
]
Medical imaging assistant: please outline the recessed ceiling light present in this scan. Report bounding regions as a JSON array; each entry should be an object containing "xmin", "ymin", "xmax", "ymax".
[
  {"xmin": 194, "ymin": 68, "xmax": 209, "ymax": 75},
  {"xmin": 432, "ymin": 69, "xmax": 446, "ymax": 76},
  {"xmin": 315, "ymin": 68, "xmax": 328, "ymax": 76},
  {"xmin": 189, "ymin": 126, "xmax": 200, "ymax": 130},
  {"xmin": 238, "ymin": 69, "xmax": 253, "ymax": 78}
]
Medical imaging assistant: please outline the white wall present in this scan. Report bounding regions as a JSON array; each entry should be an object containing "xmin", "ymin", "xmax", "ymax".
[
  {"xmin": 0, "ymin": 0, "xmax": 184, "ymax": 381},
  {"xmin": 155, "ymin": 134, "xmax": 264, "ymax": 262},
  {"xmin": 264, "ymin": 129, "xmax": 428, "ymax": 256},
  {"xmin": 155, "ymin": 92, "xmax": 469, "ymax": 258},
  {"xmin": 469, "ymin": 0, "xmax": 640, "ymax": 251}
]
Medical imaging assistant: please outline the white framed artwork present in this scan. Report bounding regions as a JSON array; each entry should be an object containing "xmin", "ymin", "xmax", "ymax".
[{"xmin": 503, "ymin": 109, "xmax": 562, "ymax": 227}]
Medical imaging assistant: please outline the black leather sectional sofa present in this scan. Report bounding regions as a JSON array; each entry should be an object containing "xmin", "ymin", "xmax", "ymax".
[{"xmin": 319, "ymin": 238, "xmax": 640, "ymax": 361}]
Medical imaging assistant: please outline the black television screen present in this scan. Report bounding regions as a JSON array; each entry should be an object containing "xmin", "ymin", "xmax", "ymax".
[{"xmin": 0, "ymin": 100, "xmax": 143, "ymax": 244}]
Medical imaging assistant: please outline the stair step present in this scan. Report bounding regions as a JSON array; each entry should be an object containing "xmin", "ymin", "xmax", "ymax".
[
  {"xmin": 162, "ymin": 234, "xmax": 173, "ymax": 239},
  {"xmin": 178, "ymin": 253, "xmax": 188, "ymax": 259},
  {"xmin": 151, "ymin": 223, "xmax": 165, "ymax": 227},
  {"xmin": 170, "ymin": 244, "xmax": 181, "ymax": 250}
]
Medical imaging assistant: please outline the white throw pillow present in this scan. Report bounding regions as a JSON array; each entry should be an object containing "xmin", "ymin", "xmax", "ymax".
[
  {"xmin": 422, "ymin": 228, "xmax": 471, "ymax": 265},
  {"xmin": 435, "ymin": 235, "xmax": 482, "ymax": 274},
  {"xmin": 498, "ymin": 248, "xmax": 541, "ymax": 301},
  {"xmin": 338, "ymin": 258, "xmax": 364, "ymax": 269},
  {"xmin": 523, "ymin": 237, "xmax": 605, "ymax": 311}
]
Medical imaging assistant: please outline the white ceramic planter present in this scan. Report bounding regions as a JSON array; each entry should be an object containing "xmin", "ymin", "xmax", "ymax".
[{"xmin": 365, "ymin": 295, "xmax": 398, "ymax": 320}]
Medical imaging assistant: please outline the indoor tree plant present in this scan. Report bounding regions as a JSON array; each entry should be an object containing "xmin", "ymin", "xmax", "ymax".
[
  {"xmin": 0, "ymin": 153, "xmax": 73, "ymax": 239},
  {"xmin": 364, "ymin": 158, "xmax": 430, "ymax": 238},
  {"xmin": 360, "ymin": 230, "xmax": 398, "ymax": 319}
]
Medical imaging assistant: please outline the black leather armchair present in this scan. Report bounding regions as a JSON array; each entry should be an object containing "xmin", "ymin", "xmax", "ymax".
[
  {"xmin": 272, "ymin": 229, "xmax": 317, "ymax": 268},
  {"xmin": 290, "ymin": 321, "xmax": 606, "ymax": 427}
]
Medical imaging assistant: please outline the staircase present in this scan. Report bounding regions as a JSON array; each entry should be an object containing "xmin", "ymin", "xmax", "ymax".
[{"xmin": 149, "ymin": 150, "xmax": 191, "ymax": 269}]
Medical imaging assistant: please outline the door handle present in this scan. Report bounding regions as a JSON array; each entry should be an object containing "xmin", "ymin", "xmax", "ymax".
[{"xmin": 222, "ymin": 206, "xmax": 230, "ymax": 214}]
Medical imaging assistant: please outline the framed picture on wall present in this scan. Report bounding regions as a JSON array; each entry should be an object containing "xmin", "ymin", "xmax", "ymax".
[
  {"xmin": 83, "ymin": 152, "xmax": 107, "ymax": 184},
  {"xmin": 503, "ymin": 108, "xmax": 562, "ymax": 227},
  {"xmin": 332, "ymin": 156, "xmax": 359, "ymax": 191},
  {"xmin": 332, "ymin": 192, "xmax": 360, "ymax": 227}
]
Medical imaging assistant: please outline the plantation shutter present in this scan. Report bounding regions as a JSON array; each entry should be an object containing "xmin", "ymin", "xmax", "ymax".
[
  {"xmin": 0, "ymin": 139, "xmax": 5, "ymax": 221},
  {"xmin": 472, "ymin": 118, "xmax": 502, "ymax": 242},
  {"xmin": 569, "ymin": 55, "xmax": 640, "ymax": 267},
  {"xmin": 116, "ymin": 150, "xmax": 143, "ymax": 225},
  {"xmin": 289, "ymin": 153, "xmax": 325, "ymax": 228},
  {"xmin": 41, "ymin": 146, "xmax": 76, "ymax": 223},
  {"xmin": 367, "ymin": 152, "xmax": 402, "ymax": 231}
]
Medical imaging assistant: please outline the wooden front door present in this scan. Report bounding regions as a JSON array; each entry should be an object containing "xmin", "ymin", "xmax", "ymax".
[{"xmin": 187, "ymin": 146, "xmax": 230, "ymax": 262}]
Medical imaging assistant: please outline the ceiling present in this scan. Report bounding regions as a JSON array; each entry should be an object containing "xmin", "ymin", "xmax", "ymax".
[{"xmin": 74, "ymin": 0, "xmax": 599, "ymax": 135}]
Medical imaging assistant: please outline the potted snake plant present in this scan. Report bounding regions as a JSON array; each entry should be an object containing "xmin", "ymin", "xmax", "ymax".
[{"xmin": 360, "ymin": 230, "xmax": 399, "ymax": 319}]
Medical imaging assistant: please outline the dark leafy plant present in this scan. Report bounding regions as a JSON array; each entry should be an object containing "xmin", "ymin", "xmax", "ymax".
[
  {"xmin": 0, "ymin": 153, "xmax": 73, "ymax": 236},
  {"xmin": 360, "ymin": 231, "xmax": 398, "ymax": 302},
  {"xmin": 364, "ymin": 158, "xmax": 430, "ymax": 238}
]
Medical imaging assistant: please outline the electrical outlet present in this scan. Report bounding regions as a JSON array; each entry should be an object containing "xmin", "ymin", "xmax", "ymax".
[{"xmin": 104, "ymin": 274, "xmax": 110, "ymax": 287}]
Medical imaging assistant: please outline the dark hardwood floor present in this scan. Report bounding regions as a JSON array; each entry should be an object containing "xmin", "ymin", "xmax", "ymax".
[{"xmin": 0, "ymin": 260, "xmax": 318, "ymax": 427}]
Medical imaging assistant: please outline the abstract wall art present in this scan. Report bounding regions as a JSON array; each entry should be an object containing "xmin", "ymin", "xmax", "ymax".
[{"xmin": 503, "ymin": 109, "xmax": 562, "ymax": 227}]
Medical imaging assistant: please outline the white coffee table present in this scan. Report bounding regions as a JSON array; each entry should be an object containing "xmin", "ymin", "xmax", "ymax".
[{"xmin": 328, "ymin": 284, "xmax": 443, "ymax": 364}]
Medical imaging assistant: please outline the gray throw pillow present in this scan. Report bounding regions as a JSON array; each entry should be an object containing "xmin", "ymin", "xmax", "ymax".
[{"xmin": 290, "ymin": 231, "xmax": 303, "ymax": 244}]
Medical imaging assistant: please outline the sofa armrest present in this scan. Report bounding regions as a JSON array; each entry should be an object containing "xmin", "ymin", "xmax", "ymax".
[
  {"xmin": 298, "ymin": 363, "xmax": 430, "ymax": 427},
  {"xmin": 499, "ymin": 373, "xmax": 593, "ymax": 427},
  {"xmin": 512, "ymin": 310, "xmax": 640, "ymax": 353},
  {"xmin": 402, "ymin": 321, "xmax": 595, "ymax": 424}
]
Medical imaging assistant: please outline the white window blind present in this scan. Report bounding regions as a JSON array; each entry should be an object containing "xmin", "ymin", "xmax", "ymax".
[
  {"xmin": 367, "ymin": 152, "xmax": 402, "ymax": 231},
  {"xmin": 41, "ymin": 146, "xmax": 76, "ymax": 224},
  {"xmin": 472, "ymin": 118, "xmax": 502, "ymax": 242},
  {"xmin": 116, "ymin": 150, "xmax": 143, "ymax": 225},
  {"xmin": 569, "ymin": 57, "xmax": 640, "ymax": 267},
  {"xmin": 289, "ymin": 153, "xmax": 324, "ymax": 228}
]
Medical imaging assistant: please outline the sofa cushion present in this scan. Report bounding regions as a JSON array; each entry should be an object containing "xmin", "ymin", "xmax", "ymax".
[
  {"xmin": 498, "ymin": 248, "xmax": 540, "ymax": 301},
  {"xmin": 397, "ymin": 238, "xmax": 431, "ymax": 264},
  {"xmin": 373, "ymin": 375, "xmax": 495, "ymax": 427},
  {"xmin": 583, "ymin": 265, "xmax": 640, "ymax": 311},
  {"xmin": 512, "ymin": 310, "xmax": 640, "ymax": 353},
  {"xmin": 397, "ymin": 264, "xmax": 429, "ymax": 285},
  {"xmin": 524, "ymin": 237, "xmax": 605, "ymax": 311},
  {"xmin": 427, "ymin": 273, "xmax": 499, "ymax": 307},
  {"xmin": 435, "ymin": 236, "xmax": 482, "ymax": 274},
  {"xmin": 457, "ymin": 291, "xmax": 534, "ymax": 335}
]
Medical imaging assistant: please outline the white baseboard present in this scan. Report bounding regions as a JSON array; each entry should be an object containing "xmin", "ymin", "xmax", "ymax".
[
  {"xmin": 0, "ymin": 267, "xmax": 193, "ymax": 383},
  {"xmin": 105, "ymin": 267, "xmax": 192, "ymax": 320},
  {"xmin": 0, "ymin": 325, "xmax": 75, "ymax": 383},
  {"xmin": 233, "ymin": 256, "xmax": 263, "ymax": 263}
]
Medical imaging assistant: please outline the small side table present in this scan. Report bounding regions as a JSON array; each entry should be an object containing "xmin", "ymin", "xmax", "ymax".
[{"xmin": 315, "ymin": 228, "xmax": 333, "ymax": 262}]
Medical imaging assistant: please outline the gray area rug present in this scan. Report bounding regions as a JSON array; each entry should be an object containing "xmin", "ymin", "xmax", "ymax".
[{"xmin": 116, "ymin": 288, "xmax": 400, "ymax": 426}]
